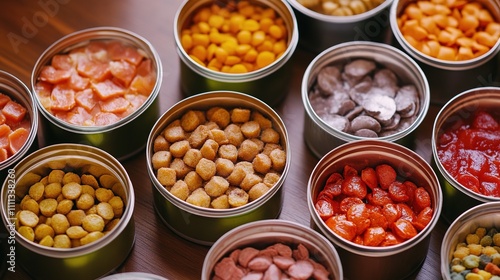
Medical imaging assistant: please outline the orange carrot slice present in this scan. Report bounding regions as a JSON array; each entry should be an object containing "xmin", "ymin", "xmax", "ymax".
[
  {"xmin": 50, "ymin": 85, "xmax": 76, "ymax": 111},
  {"xmin": 8, "ymin": 127, "xmax": 28, "ymax": 155},
  {"xmin": 2, "ymin": 100, "xmax": 27, "ymax": 122},
  {"xmin": 91, "ymin": 80, "xmax": 126, "ymax": 100}
]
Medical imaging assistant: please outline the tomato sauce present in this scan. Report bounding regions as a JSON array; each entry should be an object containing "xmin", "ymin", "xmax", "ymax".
[
  {"xmin": 437, "ymin": 110, "xmax": 500, "ymax": 197},
  {"xmin": 35, "ymin": 40, "xmax": 156, "ymax": 127},
  {"xmin": 0, "ymin": 92, "xmax": 30, "ymax": 162}
]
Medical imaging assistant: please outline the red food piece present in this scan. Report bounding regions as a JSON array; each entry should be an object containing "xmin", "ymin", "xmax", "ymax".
[
  {"xmin": 68, "ymin": 70, "xmax": 90, "ymax": 91},
  {"xmin": 472, "ymin": 111, "xmax": 499, "ymax": 130},
  {"xmin": 315, "ymin": 198, "xmax": 337, "ymax": 221},
  {"xmin": 363, "ymin": 227, "xmax": 386, "ymax": 246},
  {"xmin": 325, "ymin": 215, "xmax": 357, "ymax": 241},
  {"xmin": 100, "ymin": 96, "xmax": 130, "ymax": 114},
  {"xmin": 361, "ymin": 167, "xmax": 378, "ymax": 190},
  {"xmin": 388, "ymin": 181, "xmax": 410, "ymax": 202},
  {"xmin": 94, "ymin": 112, "xmax": 120, "ymax": 126},
  {"xmin": 391, "ymin": 219, "xmax": 418, "ymax": 240},
  {"xmin": 2, "ymin": 100, "xmax": 27, "ymax": 122},
  {"xmin": 366, "ymin": 187, "xmax": 392, "ymax": 207},
  {"xmin": 368, "ymin": 210, "xmax": 389, "ymax": 230},
  {"xmin": 322, "ymin": 173, "xmax": 343, "ymax": 199},
  {"xmin": 341, "ymin": 175, "xmax": 367, "ymax": 199},
  {"xmin": 50, "ymin": 85, "xmax": 76, "ymax": 111},
  {"xmin": 77, "ymin": 57, "xmax": 111, "ymax": 81},
  {"xmin": 413, "ymin": 206, "xmax": 433, "ymax": 231},
  {"xmin": 107, "ymin": 41, "xmax": 144, "ymax": 65},
  {"xmin": 75, "ymin": 89, "xmax": 98, "ymax": 111},
  {"xmin": 109, "ymin": 60, "xmax": 136, "ymax": 87},
  {"xmin": 343, "ymin": 165, "xmax": 358, "ymax": 178},
  {"xmin": 380, "ymin": 232, "xmax": 402, "ymax": 246},
  {"xmin": 376, "ymin": 164, "xmax": 397, "ymax": 189},
  {"xmin": 382, "ymin": 203, "xmax": 401, "ymax": 225},
  {"xmin": 91, "ymin": 80, "xmax": 126, "ymax": 100},
  {"xmin": 413, "ymin": 187, "xmax": 431, "ymax": 213},
  {"xmin": 39, "ymin": 65, "xmax": 71, "ymax": 84},
  {"xmin": 397, "ymin": 203, "xmax": 416, "ymax": 223},
  {"xmin": 51, "ymin": 54, "xmax": 73, "ymax": 70},
  {"xmin": 346, "ymin": 203, "xmax": 371, "ymax": 235},
  {"xmin": 8, "ymin": 127, "xmax": 28, "ymax": 154},
  {"xmin": 0, "ymin": 93, "xmax": 12, "ymax": 107},
  {"xmin": 339, "ymin": 197, "xmax": 364, "ymax": 213}
]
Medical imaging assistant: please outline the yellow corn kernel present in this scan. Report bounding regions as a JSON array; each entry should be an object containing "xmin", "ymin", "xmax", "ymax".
[
  {"xmin": 403, "ymin": 34, "xmax": 421, "ymax": 49},
  {"xmin": 225, "ymin": 55, "xmax": 242, "ymax": 66},
  {"xmin": 208, "ymin": 14, "xmax": 225, "ymax": 29},
  {"xmin": 190, "ymin": 45, "xmax": 207, "ymax": 62},
  {"xmin": 198, "ymin": 21, "xmax": 211, "ymax": 34},
  {"xmin": 239, "ymin": 4, "xmax": 255, "ymax": 18},
  {"xmin": 208, "ymin": 58, "xmax": 223, "ymax": 71},
  {"xmin": 256, "ymin": 51, "xmax": 276, "ymax": 68},
  {"xmin": 244, "ymin": 49, "xmax": 258, "ymax": 63},
  {"xmin": 228, "ymin": 64, "xmax": 248, "ymax": 73},
  {"xmin": 215, "ymin": 47, "xmax": 229, "ymax": 63},
  {"xmin": 260, "ymin": 17, "xmax": 274, "ymax": 33},
  {"xmin": 237, "ymin": 30, "xmax": 252, "ymax": 45},
  {"xmin": 272, "ymin": 40, "xmax": 287, "ymax": 55},
  {"xmin": 192, "ymin": 33, "xmax": 210, "ymax": 47},
  {"xmin": 261, "ymin": 7, "xmax": 276, "ymax": 19},
  {"xmin": 207, "ymin": 43, "xmax": 217, "ymax": 61},
  {"xmin": 242, "ymin": 19, "xmax": 260, "ymax": 32},
  {"xmin": 235, "ymin": 44, "xmax": 252, "ymax": 56},
  {"xmin": 457, "ymin": 46, "xmax": 474, "ymax": 60},
  {"xmin": 221, "ymin": 65, "xmax": 232, "ymax": 73},
  {"xmin": 268, "ymin": 24, "xmax": 284, "ymax": 39},
  {"xmin": 181, "ymin": 34, "xmax": 193, "ymax": 50},
  {"xmin": 193, "ymin": 7, "xmax": 211, "ymax": 23},
  {"xmin": 257, "ymin": 40, "xmax": 274, "ymax": 52},
  {"xmin": 229, "ymin": 14, "xmax": 245, "ymax": 34},
  {"xmin": 251, "ymin": 30, "xmax": 266, "ymax": 46},
  {"xmin": 209, "ymin": 30, "xmax": 224, "ymax": 44},
  {"xmin": 221, "ymin": 40, "xmax": 237, "ymax": 55}
]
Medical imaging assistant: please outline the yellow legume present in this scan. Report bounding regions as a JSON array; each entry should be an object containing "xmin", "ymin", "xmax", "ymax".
[{"xmin": 256, "ymin": 51, "xmax": 275, "ymax": 69}]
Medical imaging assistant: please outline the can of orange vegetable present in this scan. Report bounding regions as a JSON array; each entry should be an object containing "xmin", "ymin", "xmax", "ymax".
[
  {"xmin": 174, "ymin": 0, "xmax": 298, "ymax": 106},
  {"xmin": 31, "ymin": 27, "xmax": 163, "ymax": 160}
]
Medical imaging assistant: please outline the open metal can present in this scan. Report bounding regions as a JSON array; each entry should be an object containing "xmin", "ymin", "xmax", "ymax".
[
  {"xmin": 308, "ymin": 139, "xmax": 442, "ymax": 280},
  {"xmin": 202, "ymin": 219, "xmax": 344, "ymax": 280},
  {"xmin": 0, "ymin": 70, "xmax": 38, "ymax": 182},
  {"xmin": 302, "ymin": 41, "xmax": 430, "ymax": 158},
  {"xmin": 174, "ymin": 0, "xmax": 299, "ymax": 106},
  {"xmin": 146, "ymin": 91, "xmax": 290, "ymax": 245},
  {"xmin": 31, "ymin": 27, "xmax": 163, "ymax": 161},
  {"xmin": 0, "ymin": 144, "xmax": 135, "ymax": 280},
  {"xmin": 432, "ymin": 87, "xmax": 500, "ymax": 223}
]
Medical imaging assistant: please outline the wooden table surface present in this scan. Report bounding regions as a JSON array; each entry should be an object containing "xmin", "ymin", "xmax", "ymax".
[{"xmin": 1, "ymin": 0, "xmax": 477, "ymax": 279}]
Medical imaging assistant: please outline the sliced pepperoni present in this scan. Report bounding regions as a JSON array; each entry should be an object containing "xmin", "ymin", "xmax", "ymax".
[
  {"xmin": 75, "ymin": 89, "xmax": 98, "ymax": 111},
  {"xmin": 91, "ymin": 80, "xmax": 126, "ymax": 100},
  {"xmin": 51, "ymin": 54, "xmax": 73, "ymax": 70},
  {"xmin": 8, "ymin": 127, "xmax": 29, "ymax": 155},
  {"xmin": 109, "ymin": 60, "xmax": 136, "ymax": 86},
  {"xmin": 2, "ymin": 100, "xmax": 27, "ymax": 122},
  {"xmin": 100, "ymin": 96, "xmax": 130, "ymax": 114},
  {"xmin": 39, "ymin": 65, "xmax": 72, "ymax": 84}
]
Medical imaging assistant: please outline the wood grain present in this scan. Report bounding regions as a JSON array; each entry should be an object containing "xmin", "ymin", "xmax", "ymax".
[{"xmin": 0, "ymin": 0, "xmax": 453, "ymax": 279}]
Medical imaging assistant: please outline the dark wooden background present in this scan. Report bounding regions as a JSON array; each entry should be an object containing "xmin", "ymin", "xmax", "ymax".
[{"xmin": 2, "ymin": 0, "xmax": 498, "ymax": 279}]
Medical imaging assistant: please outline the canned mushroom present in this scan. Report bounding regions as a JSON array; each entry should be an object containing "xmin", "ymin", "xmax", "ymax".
[
  {"xmin": 0, "ymin": 144, "xmax": 135, "ymax": 280},
  {"xmin": 31, "ymin": 27, "xmax": 163, "ymax": 160},
  {"xmin": 147, "ymin": 91, "xmax": 290, "ymax": 245}
]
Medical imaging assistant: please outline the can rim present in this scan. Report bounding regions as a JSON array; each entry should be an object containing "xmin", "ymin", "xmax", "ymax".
[{"xmin": 30, "ymin": 26, "xmax": 163, "ymax": 134}]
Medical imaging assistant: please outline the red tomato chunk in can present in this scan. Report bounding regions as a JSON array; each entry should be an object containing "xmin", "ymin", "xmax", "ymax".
[
  {"xmin": 0, "ymin": 92, "xmax": 30, "ymax": 162},
  {"xmin": 34, "ymin": 40, "xmax": 156, "ymax": 127},
  {"xmin": 314, "ymin": 164, "xmax": 433, "ymax": 246},
  {"xmin": 437, "ymin": 110, "xmax": 500, "ymax": 197}
]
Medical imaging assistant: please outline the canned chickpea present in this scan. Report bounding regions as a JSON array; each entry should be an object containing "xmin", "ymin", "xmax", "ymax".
[
  {"xmin": 0, "ymin": 144, "xmax": 135, "ymax": 280},
  {"xmin": 174, "ymin": 0, "xmax": 298, "ymax": 106}
]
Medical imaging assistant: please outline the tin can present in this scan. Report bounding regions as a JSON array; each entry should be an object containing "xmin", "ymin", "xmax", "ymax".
[
  {"xmin": 146, "ymin": 91, "xmax": 290, "ymax": 245},
  {"xmin": 201, "ymin": 219, "xmax": 343, "ymax": 280},
  {"xmin": 0, "ymin": 144, "xmax": 135, "ymax": 280},
  {"xmin": 431, "ymin": 87, "xmax": 500, "ymax": 223},
  {"xmin": 302, "ymin": 41, "xmax": 430, "ymax": 159},
  {"xmin": 100, "ymin": 272, "xmax": 168, "ymax": 280},
  {"xmin": 390, "ymin": 0, "xmax": 500, "ymax": 105},
  {"xmin": 440, "ymin": 202, "xmax": 500, "ymax": 280},
  {"xmin": 31, "ymin": 27, "xmax": 163, "ymax": 160},
  {"xmin": 286, "ymin": 0, "xmax": 394, "ymax": 54},
  {"xmin": 0, "ymin": 71, "xmax": 38, "ymax": 182},
  {"xmin": 174, "ymin": 0, "xmax": 299, "ymax": 107},
  {"xmin": 307, "ymin": 140, "xmax": 442, "ymax": 280}
]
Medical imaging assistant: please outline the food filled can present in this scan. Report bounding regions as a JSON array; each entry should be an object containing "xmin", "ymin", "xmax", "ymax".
[
  {"xmin": 432, "ymin": 87, "xmax": 500, "ymax": 223},
  {"xmin": 0, "ymin": 144, "xmax": 135, "ymax": 280},
  {"xmin": 146, "ymin": 91, "xmax": 290, "ymax": 246},
  {"xmin": 174, "ymin": 0, "xmax": 299, "ymax": 106},
  {"xmin": 390, "ymin": 0, "xmax": 500, "ymax": 105},
  {"xmin": 201, "ymin": 219, "xmax": 343, "ymax": 280},
  {"xmin": 302, "ymin": 41, "xmax": 429, "ymax": 158},
  {"xmin": 286, "ymin": 0, "xmax": 394, "ymax": 54},
  {"xmin": 307, "ymin": 140, "xmax": 442, "ymax": 280},
  {"xmin": 0, "ymin": 70, "xmax": 38, "ymax": 182},
  {"xmin": 31, "ymin": 27, "xmax": 163, "ymax": 160}
]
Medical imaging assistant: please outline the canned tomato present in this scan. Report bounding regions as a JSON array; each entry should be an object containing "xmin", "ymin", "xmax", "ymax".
[
  {"xmin": 390, "ymin": 0, "xmax": 500, "ymax": 105},
  {"xmin": 0, "ymin": 144, "xmax": 135, "ymax": 280},
  {"xmin": 146, "ymin": 91, "xmax": 290, "ymax": 245},
  {"xmin": 432, "ymin": 87, "xmax": 500, "ymax": 223},
  {"xmin": 308, "ymin": 139, "xmax": 442, "ymax": 280},
  {"xmin": 31, "ymin": 27, "xmax": 163, "ymax": 160},
  {"xmin": 174, "ymin": 0, "xmax": 298, "ymax": 106},
  {"xmin": 0, "ymin": 70, "xmax": 38, "ymax": 182},
  {"xmin": 302, "ymin": 41, "xmax": 430, "ymax": 158}
]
